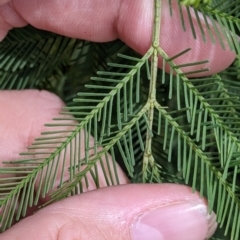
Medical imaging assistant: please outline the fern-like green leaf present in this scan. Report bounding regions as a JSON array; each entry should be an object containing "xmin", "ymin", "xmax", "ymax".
[{"xmin": 0, "ymin": 1, "xmax": 240, "ymax": 239}]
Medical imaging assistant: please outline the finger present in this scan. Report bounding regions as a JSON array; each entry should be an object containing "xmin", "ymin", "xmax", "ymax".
[
  {"xmin": 0, "ymin": 90, "xmax": 64, "ymax": 161},
  {"xmin": 0, "ymin": 184, "xmax": 217, "ymax": 240},
  {"xmin": 158, "ymin": 0, "xmax": 236, "ymax": 77},
  {"xmin": 0, "ymin": 90, "xmax": 128, "ymax": 196},
  {"xmin": 0, "ymin": 0, "xmax": 235, "ymax": 76}
]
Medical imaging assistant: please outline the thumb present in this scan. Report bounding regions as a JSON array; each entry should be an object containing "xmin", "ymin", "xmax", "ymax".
[{"xmin": 1, "ymin": 184, "xmax": 217, "ymax": 240}]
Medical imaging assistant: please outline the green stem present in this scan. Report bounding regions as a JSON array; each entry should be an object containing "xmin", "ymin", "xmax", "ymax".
[{"xmin": 143, "ymin": 0, "xmax": 162, "ymax": 182}]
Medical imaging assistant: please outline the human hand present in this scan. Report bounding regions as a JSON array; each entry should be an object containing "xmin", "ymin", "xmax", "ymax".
[{"xmin": 0, "ymin": 0, "xmax": 236, "ymax": 239}]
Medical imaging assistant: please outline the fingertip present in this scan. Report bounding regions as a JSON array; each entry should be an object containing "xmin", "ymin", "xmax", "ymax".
[
  {"xmin": 160, "ymin": 0, "xmax": 235, "ymax": 76},
  {"xmin": 0, "ymin": 184, "xmax": 217, "ymax": 240}
]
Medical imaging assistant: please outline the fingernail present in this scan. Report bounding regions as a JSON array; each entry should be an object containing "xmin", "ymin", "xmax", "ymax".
[{"xmin": 131, "ymin": 202, "xmax": 217, "ymax": 240}]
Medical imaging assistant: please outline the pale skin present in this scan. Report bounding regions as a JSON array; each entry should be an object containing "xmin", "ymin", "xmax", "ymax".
[{"xmin": 0, "ymin": 0, "xmax": 236, "ymax": 239}]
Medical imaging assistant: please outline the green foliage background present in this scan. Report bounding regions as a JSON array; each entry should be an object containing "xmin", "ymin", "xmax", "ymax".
[{"xmin": 1, "ymin": 0, "xmax": 240, "ymax": 239}]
